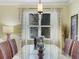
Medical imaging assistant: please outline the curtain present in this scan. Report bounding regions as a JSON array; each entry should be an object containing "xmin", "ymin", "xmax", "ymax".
[{"xmin": 21, "ymin": 8, "xmax": 62, "ymax": 46}]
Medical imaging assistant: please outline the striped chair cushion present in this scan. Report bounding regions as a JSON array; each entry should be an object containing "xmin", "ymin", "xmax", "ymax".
[
  {"xmin": 71, "ymin": 41, "xmax": 79, "ymax": 59},
  {"xmin": 8, "ymin": 39, "xmax": 18, "ymax": 57},
  {"xmin": 64, "ymin": 39, "xmax": 74, "ymax": 55},
  {"xmin": 0, "ymin": 41, "xmax": 12, "ymax": 59}
]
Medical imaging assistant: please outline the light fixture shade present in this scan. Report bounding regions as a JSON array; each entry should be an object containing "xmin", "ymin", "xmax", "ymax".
[
  {"xmin": 3, "ymin": 26, "xmax": 14, "ymax": 34},
  {"xmin": 37, "ymin": 3, "xmax": 43, "ymax": 13}
]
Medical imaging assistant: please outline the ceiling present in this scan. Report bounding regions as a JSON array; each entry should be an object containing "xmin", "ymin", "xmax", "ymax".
[
  {"xmin": 0, "ymin": 0, "xmax": 69, "ymax": 3},
  {"xmin": 0, "ymin": 0, "xmax": 72, "ymax": 5}
]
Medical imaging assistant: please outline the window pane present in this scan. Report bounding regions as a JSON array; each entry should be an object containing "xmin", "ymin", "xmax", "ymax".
[
  {"xmin": 41, "ymin": 13, "xmax": 50, "ymax": 25},
  {"xmin": 29, "ymin": 14, "xmax": 39, "ymax": 25},
  {"xmin": 41, "ymin": 27, "xmax": 50, "ymax": 38},
  {"xmin": 30, "ymin": 27, "xmax": 38, "ymax": 38}
]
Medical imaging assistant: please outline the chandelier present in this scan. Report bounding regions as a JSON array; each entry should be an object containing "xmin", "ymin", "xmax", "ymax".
[{"xmin": 37, "ymin": 0, "xmax": 43, "ymax": 14}]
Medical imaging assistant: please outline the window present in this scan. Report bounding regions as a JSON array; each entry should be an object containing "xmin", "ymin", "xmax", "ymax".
[
  {"xmin": 30, "ymin": 27, "xmax": 38, "ymax": 38},
  {"xmin": 41, "ymin": 14, "xmax": 50, "ymax": 25},
  {"xmin": 22, "ymin": 10, "xmax": 60, "ymax": 41},
  {"xmin": 41, "ymin": 27, "xmax": 50, "ymax": 38},
  {"xmin": 29, "ymin": 14, "xmax": 39, "ymax": 25},
  {"xmin": 29, "ymin": 13, "xmax": 51, "ymax": 38}
]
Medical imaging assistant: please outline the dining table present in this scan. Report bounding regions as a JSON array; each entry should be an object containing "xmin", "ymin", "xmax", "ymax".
[{"xmin": 12, "ymin": 44, "xmax": 72, "ymax": 59}]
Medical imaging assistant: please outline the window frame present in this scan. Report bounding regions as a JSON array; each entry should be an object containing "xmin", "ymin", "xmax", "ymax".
[{"xmin": 27, "ymin": 12, "xmax": 52, "ymax": 40}]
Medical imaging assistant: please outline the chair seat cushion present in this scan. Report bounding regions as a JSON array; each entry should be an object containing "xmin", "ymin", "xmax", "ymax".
[
  {"xmin": 0, "ymin": 41, "xmax": 12, "ymax": 59},
  {"xmin": 8, "ymin": 39, "xmax": 18, "ymax": 57}
]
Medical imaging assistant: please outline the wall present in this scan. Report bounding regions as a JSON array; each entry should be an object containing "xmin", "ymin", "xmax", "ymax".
[
  {"xmin": 0, "ymin": 6, "xmax": 21, "ymax": 51},
  {"xmin": 0, "ymin": 5, "xmax": 69, "ymax": 49},
  {"xmin": 0, "ymin": 24, "xmax": 3, "ymax": 37},
  {"xmin": 60, "ymin": 6, "xmax": 70, "ymax": 48},
  {"xmin": 69, "ymin": 0, "xmax": 79, "ymax": 40},
  {"xmin": 20, "ymin": 5, "xmax": 69, "ymax": 49}
]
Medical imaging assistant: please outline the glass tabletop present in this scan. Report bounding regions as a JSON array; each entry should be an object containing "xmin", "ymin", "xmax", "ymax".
[
  {"xmin": 12, "ymin": 44, "xmax": 72, "ymax": 59},
  {"xmin": 20, "ymin": 44, "xmax": 71, "ymax": 59}
]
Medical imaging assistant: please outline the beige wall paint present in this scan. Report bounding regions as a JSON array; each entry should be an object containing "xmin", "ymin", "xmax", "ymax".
[
  {"xmin": 69, "ymin": 0, "xmax": 79, "ymax": 40},
  {"xmin": 69, "ymin": 0, "xmax": 79, "ymax": 15},
  {"xmin": 60, "ymin": 6, "xmax": 70, "ymax": 49},
  {"xmin": 0, "ymin": 24, "xmax": 3, "ymax": 37},
  {"xmin": 14, "ymin": 24, "xmax": 21, "ymax": 34},
  {"xmin": 0, "ymin": 5, "xmax": 69, "ymax": 36},
  {"xmin": 0, "ymin": 6, "xmax": 20, "ymax": 35},
  {"xmin": 0, "ymin": 6, "xmax": 21, "ymax": 51},
  {"xmin": 0, "ymin": 5, "xmax": 69, "ymax": 49},
  {"xmin": 0, "ymin": 6, "xmax": 20, "ymax": 26}
]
